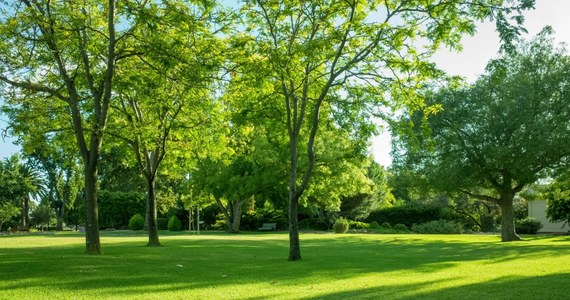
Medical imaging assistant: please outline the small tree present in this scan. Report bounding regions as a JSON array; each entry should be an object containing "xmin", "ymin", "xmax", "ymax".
[{"xmin": 31, "ymin": 203, "xmax": 55, "ymax": 231}]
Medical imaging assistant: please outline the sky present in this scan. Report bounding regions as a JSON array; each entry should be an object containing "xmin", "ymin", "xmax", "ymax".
[{"xmin": 1, "ymin": 0, "xmax": 570, "ymax": 164}]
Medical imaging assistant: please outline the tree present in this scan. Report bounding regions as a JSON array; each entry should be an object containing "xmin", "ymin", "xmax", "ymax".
[
  {"xmin": 0, "ymin": 0, "xmax": 144, "ymax": 254},
  {"xmin": 393, "ymin": 28, "xmax": 570, "ymax": 241},
  {"xmin": 544, "ymin": 175, "xmax": 570, "ymax": 229},
  {"xmin": 241, "ymin": 0, "xmax": 533, "ymax": 260}
]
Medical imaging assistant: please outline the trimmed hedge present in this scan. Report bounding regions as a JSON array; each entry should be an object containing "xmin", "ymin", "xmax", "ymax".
[
  {"xmin": 168, "ymin": 216, "xmax": 182, "ymax": 231},
  {"xmin": 128, "ymin": 214, "xmax": 145, "ymax": 231},
  {"xmin": 98, "ymin": 190, "xmax": 145, "ymax": 229},
  {"xmin": 516, "ymin": 217, "xmax": 543, "ymax": 234},
  {"xmin": 366, "ymin": 205, "xmax": 443, "ymax": 228},
  {"xmin": 411, "ymin": 220, "xmax": 463, "ymax": 234}
]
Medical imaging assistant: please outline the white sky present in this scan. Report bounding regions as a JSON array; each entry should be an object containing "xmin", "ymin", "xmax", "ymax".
[
  {"xmin": 1, "ymin": 1, "xmax": 570, "ymax": 163},
  {"xmin": 371, "ymin": 0, "xmax": 570, "ymax": 166}
]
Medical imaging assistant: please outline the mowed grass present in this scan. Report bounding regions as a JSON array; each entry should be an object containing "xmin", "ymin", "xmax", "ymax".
[{"xmin": 0, "ymin": 232, "xmax": 569, "ymax": 299}]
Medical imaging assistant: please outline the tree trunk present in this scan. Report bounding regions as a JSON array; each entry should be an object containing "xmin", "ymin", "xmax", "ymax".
[
  {"xmin": 22, "ymin": 196, "xmax": 29, "ymax": 229},
  {"xmin": 84, "ymin": 163, "xmax": 102, "ymax": 254},
  {"xmin": 146, "ymin": 176, "xmax": 160, "ymax": 247},
  {"xmin": 288, "ymin": 134, "xmax": 302, "ymax": 261},
  {"xmin": 56, "ymin": 206, "xmax": 65, "ymax": 231},
  {"xmin": 228, "ymin": 201, "xmax": 243, "ymax": 233},
  {"xmin": 288, "ymin": 191, "xmax": 301, "ymax": 261},
  {"xmin": 498, "ymin": 191, "xmax": 522, "ymax": 242},
  {"xmin": 188, "ymin": 207, "xmax": 193, "ymax": 231}
]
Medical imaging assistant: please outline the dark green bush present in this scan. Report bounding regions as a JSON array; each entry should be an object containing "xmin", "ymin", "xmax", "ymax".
[
  {"xmin": 98, "ymin": 190, "xmax": 145, "ymax": 229},
  {"xmin": 515, "ymin": 217, "xmax": 543, "ymax": 234},
  {"xmin": 128, "ymin": 214, "xmax": 145, "ymax": 231},
  {"xmin": 366, "ymin": 205, "xmax": 443, "ymax": 228},
  {"xmin": 333, "ymin": 218, "xmax": 349, "ymax": 233},
  {"xmin": 299, "ymin": 218, "xmax": 329, "ymax": 231},
  {"xmin": 393, "ymin": 223, "xmax": 408, "ymax": 232},
  {"xmin": 157, "ymin": 218, "xmax": 168, "ymax": 230},
  {"xmin": 381, "ymin": 222, "xmax": 391, "ymax": 229},
  {"xmin": 168, "ymin": 216, "xmax": 182, "ymax": 231},
  {"xmin": 411, "ymin": 220, "xmax": 463, "ymax": 234},
  {"xmin": 369, "ymin": 221, "xmax": 380, "ymax": 229}
]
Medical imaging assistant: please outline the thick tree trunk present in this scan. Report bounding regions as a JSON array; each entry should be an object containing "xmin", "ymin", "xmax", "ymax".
[
  {"xmin": 498, "ymin": 191, "xmax": 522, "ymax": 242},
  {"xmin": 84, "ymin": 163, "xmax": 102, "ymax": 254},
  {"xmin": 228, "ymin": 201, "xmax": 243, "ymax": 233},
  {"xmin": 56, "ymin": 206, "xmax": 65, "ymax": 231},
  {"xmin": 146, "ymin": 176, "xmax": 160, "ymax": 247}
]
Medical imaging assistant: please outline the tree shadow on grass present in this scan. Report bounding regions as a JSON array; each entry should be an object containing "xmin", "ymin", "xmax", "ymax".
[
  {"xmin": 306, "ymin": 273, "xmax": 570, "ymax": 300},
  {"xmin": 0, "ymin": 234, "xmax": 569, "ymax": 298}
]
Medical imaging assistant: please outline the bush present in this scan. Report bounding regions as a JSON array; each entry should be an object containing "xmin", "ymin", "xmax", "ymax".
[
  {"xmin": 157, "ymin": 218, "xmax": 168, "ymax": 230},
  {"xmin": 333, "ymin": 218, "xmax": 349, "ymax": 233},
  {"xmin": 348, "ymin": 220, "xmax": 370, "ymax": 230},
  {"xmin": 381, "ymin": 222, "xmax": 391, "ymax": 229},
  {"xmin": 299, "ymin": 218, "xmax": 329, "ymax": 231},
  {"xmin": 168, "ymin": 216, "xmax": 182, "ymax": 231},
  {"xmin": 369, "ymin": 221, "xmax": 380, "ymax": 229},
  {"xmin": 411, "ymin": 220, "xmax": 463, "ymax": 234},
  {"xmin": 128, "ymin": 214, "xmax": 145, "ymax": 231},
  {"xmin": 515, "ymin": 217, "xmax": 543, "ymax": 234},
  {"xmin": 98, "ymin": 190, "xmax": 145, "ymax": 229},
  {"xmin": 366, "ymin": 205, "xmax": 443, "ymax": 228},
  {"xmin": 393, "ymin": 223, "xmax": 408, "ymax": 232}
]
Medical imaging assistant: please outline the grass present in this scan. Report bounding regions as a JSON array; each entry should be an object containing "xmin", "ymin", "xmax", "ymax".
[{"xmin": 0, "ymin": 231, "xmax": 569, "ymax": 299}]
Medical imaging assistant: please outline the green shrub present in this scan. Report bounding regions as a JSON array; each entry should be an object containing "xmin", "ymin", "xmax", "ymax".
[
  {"xmin": 98, "ymin": 190, "xmax": 145, "ymax": 229},
  {"xmin": 128, "ymin": 214, "xmax": 145, "ymax": 231},
  {"xmin": 333, "ymin": 218, "xmax": 349, "ymax": 233},
  {"xmin": 349, "ymin": 220, "xmax": 370, "ymax": 230},
  {"xmin": 369, "ymin": 221, "xmax": 380, "ymax": 229},
  {"xmin": 393, "ymin": 223, "xmax": 408, "ymax": 232},
  {"xmin": 515, "ymin": 217, "xmax": 543, "ymax": 234},
  {"xmin": 157, "ymin": 218, "xmax": 168, "ymax": 230},
  {"xmin": 366, "ymin": 205, "xmax": 443, "ymax": 228},
  {"xmin": 381, "ymin": 222, "xmax": 391, "ymax": 229},
  {"xmin": 299, "ymin": 218, "xmax": 329, "ymax": 231},
  {"xmin": 168, "ymin": 216, "xmax": 182, "ymax": 231},
  {"xmin": 411, "ymin": 220, "xmax": 463, "ymax": 234}
]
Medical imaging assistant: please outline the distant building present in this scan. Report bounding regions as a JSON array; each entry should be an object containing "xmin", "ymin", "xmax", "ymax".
[{"xmin": 528, "ymin": 200, "xmax": 568, "ymax": 233}]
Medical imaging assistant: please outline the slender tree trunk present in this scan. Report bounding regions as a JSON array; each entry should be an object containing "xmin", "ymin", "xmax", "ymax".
[
  {"xmin": 498, "ymin": 191, "xmax": 522, "ymax": 242},
  {"xmin": 288, "ymin": 140, "xmax": 301, "ymax": 261},
  {"xmin": 84, "ymin": 163, "xmax": 102, "ymax": 254},
  {"xmin": 146, "ymin": 176, "xmax": 160, "ymax": 247},
  {"xmin": 56, "ymin": 205, "xmax": 65, "ymax": 231},
  {"xmin": 188, "ymin": 208, "xmax": 193, "ymax": 231},
  {"xmin": 22, "ymin": 197, "xmax": 29, "ymax": 229}
]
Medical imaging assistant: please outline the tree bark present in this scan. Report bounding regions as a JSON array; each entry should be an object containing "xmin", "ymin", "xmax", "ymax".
[
  {"xmin": 22, "ymin": 197, "xmax": 30, "ymax": 229},
  {"xmin": 498, "ymin": 191, "xmax": 522, "ymax": 242},
  {"xmin": 84, "ymin": 163, "xmax": 102, "ymax": 254},
  {"xmin": 288, "ymin": 140, "xmax": 301, "ymax": 261},
  {"xmin": 229, "ymin": 201, "xmax": 243, "ymax": 233},
  {"xmin": 146, "ymin": 176, "xmax": 160, "ymax": 247}
]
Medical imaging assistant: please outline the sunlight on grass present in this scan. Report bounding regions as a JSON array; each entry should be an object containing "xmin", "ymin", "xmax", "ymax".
[{"xmin": 1, "ymin": 232, "xmax": 569, "ymax": 299}]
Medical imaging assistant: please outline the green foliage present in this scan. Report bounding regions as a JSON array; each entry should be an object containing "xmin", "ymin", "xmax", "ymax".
[
  {"xmin": 333, "ymin": 218, "xmax": 349, "ymax": 234},
  {"xmin": 367, "ymin": 205, "xmax": 443, "ymax": 228},
  {"xmin": 369, "ymin": 221, "xmax": 380, "ymax": 230},
  {"xmin": 98, "ymin": 191, "xmax": 145, "ymax": 229},
  {"xmin": 128, "ymin": 214, "xmax": 145, "ymax": 231},
  {"xmin": 167, "ymin": 216, "xmax": 182, "ymax": 231},
  {"xmin": 544, "ymin": 183, "xmax": 570, "ymax": 228},
  {"xmin": 515, "ymin": 217, "xmax": 543, "ymax": 234},
  {"xmin": 393, "ymin": 224, "xmax": 409, "ymax": 232},
  {"xmin": 348, "ymin": 220, "xmax": 370, "ymax": 230},
  {"xmin": 381, "ymin": 222, "xmax": 392, "ymax": 229},
  {"xmin": 157, "ymin": 218, "xmax": 169, "ymax": 230},
  {"xmin": 298, "ymin": 218, "xmax": 329, "ymax": 231},
  {"xmin": 30, "ymin": 202, "xmax": 55, "ymax": 230},
  {"xmin": 412, "ymin": 220, "xmax": 463, "ymax": 234},
  {"xmin": 0, "ymin": 203, "xmax": 20, "ymax": 231}
]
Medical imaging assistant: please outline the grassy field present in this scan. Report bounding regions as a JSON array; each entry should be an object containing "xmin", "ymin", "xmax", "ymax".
[{"xmin": 0, "ymin": 231, "xmax": 569, "ymax": 299}]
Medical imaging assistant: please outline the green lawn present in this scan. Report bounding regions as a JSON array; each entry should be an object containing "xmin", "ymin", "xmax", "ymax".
[{"xmin": 0, "ymin": 232, "xmax": 569, "ymax": 299}]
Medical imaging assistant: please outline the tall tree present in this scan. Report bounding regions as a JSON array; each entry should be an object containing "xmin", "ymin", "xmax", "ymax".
[
  {"xmin": 393, "ymin": 28, "xmax": 570, "ymax": 241},
  {"xmin": 241, "ymin": 0, "xmax": 533, "ymax": 260},
  {"xmin": 0, "ymin": 1, "xmax": 168, "ymax": 254}
]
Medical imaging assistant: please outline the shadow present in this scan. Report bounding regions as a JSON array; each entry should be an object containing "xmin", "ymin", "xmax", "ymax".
[{"xmin": 0, "ymin": 233, "xmax": 569, "ymax": 298}]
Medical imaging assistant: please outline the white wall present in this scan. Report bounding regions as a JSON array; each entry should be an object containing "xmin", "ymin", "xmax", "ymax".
[{"xmin": 528, "ymin": 200, "xmax": 568, "ymax": 233}]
